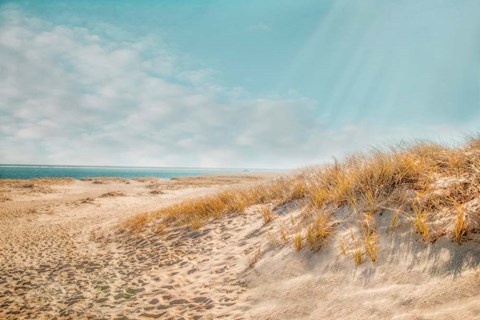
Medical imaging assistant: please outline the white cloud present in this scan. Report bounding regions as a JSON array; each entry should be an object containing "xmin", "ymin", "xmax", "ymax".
[{"xmin": 0, "ymin": 6, "xmax": 476, "ymax": 169}]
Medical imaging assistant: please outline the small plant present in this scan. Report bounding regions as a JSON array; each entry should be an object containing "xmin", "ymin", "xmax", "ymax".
[
  {"xmin": 389, "ymin": 211, "xmax": 399, "ymax": 230},
  {"xmin": 306, "ymin": 225, "xmax": 316, "ymax": 248},
  {"xmin": 361, "ymin": 212, "xmax": 375, "ymax": 234},
  {"xmin": 353, "ymin": 247, "xmax": 364, "ymax": 265},
  {"xmin": 364, "ymin": 230, "xmax": 378, "ymax": 262},
  {"xmin": 413, "ymin": 204, "xmax": 429, "ymax": 242},
  {"xmin": 360, "ymin": 212, "xmax": 378, "ymax": 262},
  {"xmin": 339, "ymin": 236, "xmax": 348, "ymax": 256},
  {"xmin": 293, "ymin": 233, "xmax": 303, "ymax": 251},
  {"xmin": 453, "ymin": 210, "xmax": 466, "ymax": 244},
  {"xmin": 261, "ymin": 207, "xmax": 274, "ymax": 225},
  {"xmin": 291, "ymin": 181, "xmax": 306, "ymax": 199},
  {"xmin": 305, "ymin": 213, "xmax": 332, "ymax": 250},
  {"xmin": 451, "ymin": 199, "xmax": 467, "ymax": 244},
  {"xmin": 278, "ymin": 222, "xmax": 290, "ymax": 243},
  {"xmin": 266, "ymin": 231, "xmax": 279, "ymax": 246}
]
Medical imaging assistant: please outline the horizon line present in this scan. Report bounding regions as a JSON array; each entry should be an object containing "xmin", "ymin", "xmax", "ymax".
[{"xmin": 0, "ymin": 163, "xmax": 289, "ymax": 171}]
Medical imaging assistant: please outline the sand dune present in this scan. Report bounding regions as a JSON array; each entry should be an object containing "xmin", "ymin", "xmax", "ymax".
[
  {"xmin": 1, "ymin": 169, "xmax": 480, "ymax": 319},
  {"xmin": 241, "ymin": 207, "xmax": 480, "ymax": 319}
]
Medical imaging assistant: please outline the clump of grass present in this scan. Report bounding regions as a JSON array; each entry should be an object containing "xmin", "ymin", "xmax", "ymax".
[
  {"xmin": 353, "ymin": 247, "xmax": 364, "ymax": 265},
  {"xmin": 413, "ymin": 204, "xmax": 430, "ymax": 242},
  {"xmin": 360, "ymin": 212, "xmax": 378, "ymax": 262},
  {"xmin": 261, "ymin": 207, "xmax": 274, "ymax": 225},
  {"xmin": 389, "ymin": 211, "xmax": 399, "ymax": 231},
  {"xmin": 339, "ymin": 236, "xmax": 348, "ymax": 256},
  {"xmin": 305, "ymin": 213, "xmax": 332, "ymax": 250},
  {"xmin": 305, "ymin": 226, "xmax": 316, "ymax": 248},
  {"xmin": 451, "ymin": 198, "xmax": 467, "ymax": 244},
  {"xmin": 453, "ymin": 210, "xmax": 467, "ymax": 244},
  {"xmin": 309, "ymin": 186, "xmax": 330, "ymax": 208},
  {"xmin": 290, "ymin": 181, "xmax": 306, "ymax": 200},
  {"xmin": 120, "ymin": 213, "xmax": 150, "ymax": 233},
  {"xmin": 364, "ymin": 231, "xmax": 378, "ymax": 262},
  {"xmin": 293, "ymin": 233, "xmax": 303, "ymax": 251},
  {"xmin": 278, "ymin": 222, "xmax": 290, "ymax": 243}
]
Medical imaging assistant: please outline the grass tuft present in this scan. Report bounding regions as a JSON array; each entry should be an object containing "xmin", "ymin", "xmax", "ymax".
[
  {"xmin": 413, "ymin": 204, "xmax": 430, "ymax": 242},
  {"xmin": 261, "ymin": 207, "xmax": 274, "ymax": 225},
  {"xmin": 364, "ymin": 231, "xmax": 378, "ymax": 262},
  {"xmin": 305, "ymin": 213, "xmax": 332, "ymax": 250},
  {"xmin": 451, "ymin": 198, "xmax": 467, "ymax": 244},
  {"xmin": 278, "ymin": 222, "xmax": 290, "ymax": 243},
  {"xmin": 293, "ymin": 233, "xmax": 303, "ymax": 251},
  {"xmin": 389, "ymin": 211, "xmax": 399, "ymax": 231},
  {"xmin": 353, "ymin": 247, "xmax": 364, "ymax": 265}
]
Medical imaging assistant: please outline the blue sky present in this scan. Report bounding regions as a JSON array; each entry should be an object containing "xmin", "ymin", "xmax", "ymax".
[{"xmin": 0, "ymin": 0, "xmax": 479, "ymax": 168}]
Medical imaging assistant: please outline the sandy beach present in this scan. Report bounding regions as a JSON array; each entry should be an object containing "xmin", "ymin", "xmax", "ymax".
[
  {"xmin": 0, "ymin": 175, "xmax": 268, "ymax": 319},
  {"xmin": 1, "ymin": 166, "xmax": 480, "ymax": 319}
]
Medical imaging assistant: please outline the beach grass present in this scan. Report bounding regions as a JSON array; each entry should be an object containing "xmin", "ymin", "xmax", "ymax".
[{"xmin": 121, "ymin": 137, "xmax": 480, "ymax": 261}]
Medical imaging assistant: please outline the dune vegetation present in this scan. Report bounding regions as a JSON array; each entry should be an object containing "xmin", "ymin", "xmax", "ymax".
[{"xmin": 121, "ymin": 137, "xmax": 480, "ymax": 264}]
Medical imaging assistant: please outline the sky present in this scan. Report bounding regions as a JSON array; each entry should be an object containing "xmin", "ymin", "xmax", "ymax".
[{"xmin": 0, "ymin": 0, "xmax": 479, "ymax": 168}]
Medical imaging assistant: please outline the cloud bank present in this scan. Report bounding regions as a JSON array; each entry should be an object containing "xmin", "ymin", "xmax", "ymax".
[{"xmin": 0, "ymin": 6, "xmax": 477, "ymax": 168}]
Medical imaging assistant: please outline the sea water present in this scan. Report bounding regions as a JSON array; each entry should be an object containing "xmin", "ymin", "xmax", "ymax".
[{"xmin": 0, "ymin": 164, "xmax": 264, "ymax": 180}]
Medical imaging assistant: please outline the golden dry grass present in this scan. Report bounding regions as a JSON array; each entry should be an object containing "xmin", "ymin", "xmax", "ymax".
[
  {"xmin": 121, "ymin": 138, "xmax": 480, "ymax": 263},
  {"xmin": 413, "ymin": 205, "xmax": 430, "ymax": 242},
  {"xmin": 364, "ymin": 231, "xmax": 378, "ymax": 262},
  {"xmin": 451, "ymin": 198, "xmax": 468, "ymax": 244},
  {"xmin": 389, "ymin": 211, "xmax": 399, "ymax": 230},
  {"xmin": 261, "ymin": 207, "xmax": 274, "ymax": 225},
  {"xmin": 361, "ymin": 212, "xmax": 378, "ymax": 262},
  {"xmin": 305, "ymin": 213, "xmax": 332, "ymax": 250},
  {"xmin": 293, "ymin": 233, "xmax": 303, "ymax": 251},
  {"xmin": 353, "ymin": 246, "xmax": 364, "ymax": 265},
  {"xmin": 278, "ymin": 222, "xmax": 290, "ymax": 243}
]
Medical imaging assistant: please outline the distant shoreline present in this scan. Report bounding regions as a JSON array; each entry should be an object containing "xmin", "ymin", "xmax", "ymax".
[{"xmin": 0, "ymin": 165, "xmax": 285, "ymax": 180}]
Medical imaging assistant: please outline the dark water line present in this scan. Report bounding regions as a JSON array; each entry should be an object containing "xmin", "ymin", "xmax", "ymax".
[{"xmin": 0, "ymin": 165, "xmax": 278, "ymax": 180}]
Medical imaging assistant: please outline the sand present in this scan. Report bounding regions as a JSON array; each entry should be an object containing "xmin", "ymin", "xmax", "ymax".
[
  {"xmin": 0, "ymin": 175, "xmax": 266, "ymax": 319},
  {"xmin": 242, "ymin": 207, "xmax": 480, "ymax": 319},
  {"xmin": 1, "ymin": 175, "xmax": 480, "ymax": 319}
]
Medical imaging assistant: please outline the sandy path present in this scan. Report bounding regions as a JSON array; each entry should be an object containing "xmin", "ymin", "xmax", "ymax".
[{"xmin": 0, "ymin": 176, "xmax": 266, "ymax": 320}]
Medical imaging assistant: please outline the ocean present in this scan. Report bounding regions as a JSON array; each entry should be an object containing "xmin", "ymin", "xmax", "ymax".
[{"xmin": 0, "ymin": 165, "xmax": 265, "ymax": 180}]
